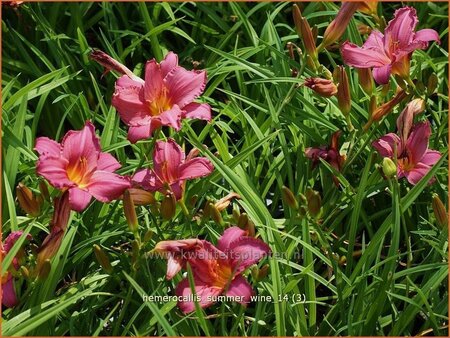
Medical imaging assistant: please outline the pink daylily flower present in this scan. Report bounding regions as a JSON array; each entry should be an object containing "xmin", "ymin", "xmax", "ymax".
[
  {"xmin": 1, "ymin": 231, "xmax": 32, "ymax": 308},
  {"xmin": 132, "ymin": 139, "xmax": 214, "ymax": 200},
  {"xmin": 372, "ymin": 101, "xmax": 441, "ymax": 184},
  {"xmin": 111, "ymin": 52, "xmax": 212, "ymax": 143},
  {"xmin": 35, "ymin": 121, "xmax": 131, "ymax": 212},
  {"xmin": 154, "ymin": 227, "xmax": 271, "ymax": 313},
  {"xmin": 341, "ymin": 7, "xmax": 440, "ymax": 84}
]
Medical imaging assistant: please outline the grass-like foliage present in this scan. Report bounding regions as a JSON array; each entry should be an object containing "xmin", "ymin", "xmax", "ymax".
[{"xmin": 1, "ymin": 1, "xmax": 448, "ymax": 336}]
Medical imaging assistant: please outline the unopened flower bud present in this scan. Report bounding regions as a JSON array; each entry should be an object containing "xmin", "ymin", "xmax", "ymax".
[
  {"xmin": 339, "ymin": 255, "xmax": 347, "ymax": 266},
  {"xmin": 304, "ymin": 78, "xmax": 338, "ymax": 98},
  {"xmin": 427, "ymin": 73, "xmax": 438, "ymax": 95},
  {"xmin": 357, "ymin": 23, "xmax": 372, "ymax": 36},
  {"xmin": 20, "ymin": 266, "xmax": 30, "ymax": 279},
  {"xmin": 257, "ymin": 264, "xmax": 269, "ymax": 280},
  {"xmin": 237, "ymin": 212, "xmax": 249, "ymax": 229},
  {"xmin": 321, "ymin": 2, "xmax": 359, "ymax": 49},
  {"xmin": 251, "ymin": 265, "xmax": 260, "ymax": 280},
  {"xmin": 232, "ymin": 208, "xmax": 240, "ymax": 222},
  {"xmin": 93, "ymin": 244, "xmax": 113, "ymax": 274},
  {"xmin": 189, "ymin": 194, "xmax": 198, "ymax": 207},
  {"xmin": 215, "ymin": 192, "xmax": 241, "ymax": 212},
  {"xmin": 161, "ymin": 193, "xmax": 176, "ymax": 220},
  {"xmin": 210, "ymin": 204, "xmax": 224, "ymax": 226},
  {"xmin": 293, "ymin": 5, "xmax": 317, "ymax": 59},
  {"xmin": 37, "ymin": 259, "xmax": 51, "ymax": 280},
  {"xmin": 39, "ymin": 180, "xmax": 50, "ymax": 202},
  {"xmin": 432, "ymin": 194, "xmax": 447, "ymax": 228},
  {"xmin": 131, "ymin": 239, "xmax": 140, "ymax": 267},
  {"xmin": 123, "ymin": 190, "xmax": 138, "ymax": 233},
  {"xmin": 246, "ymin": 219, "xmax": 256, "ymax": 237},
  {"xmin": 90, "ymin": 49, "xmax": 138, "ymax": 80},
  {"xmin": 203, "ymin": 200, "xmax": 212, "ymax": 220},
  {"xmin": 143, "ymin": 229, "xmax": 154, "ymax": 242},
  {"xmin": 358, "ymin": 68, "xmax": 374, "ymax": 95},
  {"xmin": 335, "ymin": 66, "xmax": 351, "ymax": 116},
  {"xmin": 305, "ymin": 188, "xmax": 321, "ymax": 218},
  {"xmin": 282, "ymin": 186, "xmax": 298, "ymax": 210},
  {"xmin": 382, "ymin": 157, "xmax": 397, "ymax": 178},
  {"xmin": 319, "ymin": 65, "xmax": 333, "ymax": 80},
  {"xmin": 16, "ymin": 183, "xmax": 41, "ymax": 217},
  {"xmin": 126, "ymin": 188, "xmax": 155, "ymax": 205}
]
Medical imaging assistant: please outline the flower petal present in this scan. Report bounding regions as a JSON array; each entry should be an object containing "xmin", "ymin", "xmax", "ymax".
[
  {"xmin": 165, "ymin": 68, "xmax": 207, "ymax": 108},
  {"xmin": 35, "ymin": 137, "xmax": 61, "ymax": 157},
  {"xmin": 97, "ymin": 153, "xmax": 121, "ymax": 172},
  {"xmin": 153, "ymin": 139, "xmax": 185, "ymax": 182},
  {"xmin": 178, "ymin": 158, "xmax": 214, "ymax": 181},
  {"xmin": 372, "ymin": 64, "xmax": 392, "ymax": 85},
  {"xmin": 385, "ymin": 7, "xmax": 418, "ymax": 48},
  {"xmin": 406, "ymin": 121, "xmax": 431, "ymax": 165},
  {"xmin": 363, "ymin": 30, "xmax": 385, "ymax": 50},
  {"xmin": 157, "ymin": 105, "xmax": 182, "ymax": 130},
  {"xmin": 132, "ymin": 169, "xmax": 163, "ymax": 192},
  {"xmin": 127, "ymin": 124, "xmax": 152, "ymax": 144},
  {"xmin": 112, "ymin": 80, "xmax": 150, "ymax": 126},
  {"xmin": 175, "ymin": 278, "xmax": 222, "ymax": 313},
  {"xmin": 420, "ymin": 150, "xmax": 441, "ymax": 167},
  {"xmin": 161, "ymin": 51, "xmax": 179, "ymax": 78},
  {"xmin": 404, "ymin": 162, "xmax": 431, "ymax": 185},
  {"xmin": 228, "ymin": 237, "xmax": 271, "ymax": 273},
  {"xmin": 68, "ymin": 187, "xmax": 92, "ymax": 212},
  {"xmin": 372, "ymin": 133, "xmax": 401, "ymax": 158},
  {"xmin": 415, "ymin": 29, "xmax": 440, "ymax": 44},
  {"xmin": 217, "ymin": 226, "xmax": 247, "ymax": 252},
  {"xmin": 2, "ymin": 274, "xmax": 18, "ymax": 308},
  {"xmin": 166, "ymin": 254, "xmax": 183, "ymax": 280},
  {"xmin": 182, "ymin": 102, "xmax": 212, "ymax": 121},
  {"xmin": 225, "ymin": 275, "xmax": 254, "ymax": 304},
  {"xmin": 341, "ymin": 41, "xmax": 391, "ymax": 68},
  {"xmin": 3, "ymin": 231, "xmax": 31, "ymax": 253},
  {"xmin": 144, "ymin": 60, "xmax": 164, "ymax": 102},
  {"xmin": 61, "ymin": 121, "xmax": 100, "ymax": 167},
  {"xmin": 36, "ymin": 156, "xmax": 73, "ymax": 189},
  {"xmin": 87, "ymin": 171, "xmax": 131, "ymax": 202}
]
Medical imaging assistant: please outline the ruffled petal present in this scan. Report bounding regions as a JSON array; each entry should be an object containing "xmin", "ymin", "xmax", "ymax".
[
  {"xmin": 87, "ymin": 171, "xmax": 131, "ymax": 202},
  {"xmin": 372, "ymin": 133, "xmax": 402, "ymax": 158},
  {"xmin": 144, "ymin": 60, "xmax": 164, "ymax": 102},
  {"xmin": 404, "ymin": 162, "xmax": 431, "ymax": 185},
  {"xmin": 178, "ymin": 158, "xmax": 214, "ymax": 181},
  {"xmin": 182, "ymin": 102, "xmax": 212, "ymax": 121},
  {"xmin": 363, "ymin": 30, "xmax": 385, "ymax": 50},
  {"xmin": 341, "ymin": 41, "xmax": 391, "ymax": 68},
  {"xmin": 112, "ymin": 80, "xmax": 150, "ymax": 126},
  {"xmin": 217, "ymin": 226, "xmax": 247, "ymax": 252},
  {"xmin": 153, "ymin": 139, "xmax": 185, "ymax": 182},
  {"xmin": 157, "ymin": 105, "xmax": 182, "ymax": 130},
  {"xmin": 61, "ymin": 121, "xmax": 100, "ymax": 168},
  {"xmin": 414, "ymin": 29, "xmax": 440, "ymax": 45},
  {"xmin": 225, "ymin": 275, "xmax": 254, "ymax": 304},
  {"xmin": 228, "ymin": 237, "xmax": 271, "ymax": 273},
  {"xmin": 127, "ymin": 124, "xmax": 152, "ymax": 144},
  {"xmin": 175, "ymin": 278, "xmax": 222, "ymax": 313},
  {"xmin": 165, "ymin": 68, "xmax": 207, "ymax": 108},
  {"xmin": 35, "ymin": 137, "xmax": 61, "ymax": 157},
  {"xmin": 36, "ymin": 156, "xmax": 73, "ymax": 189},
  {"xmin": 132, "ymin": 169, "xmax": 163, "ymax": 192},
  {"xmin": 384, "ymin": 7, "xmax": 418, "ymax": 49},
  {"xmin": 68, "ymin": 187, "xmax": 92, "ymax": 212},
  {"xmin": 161, "ymin": 52, "xmax": 179, "ymax": 78},
  {"xmin": 97, "ymin": 153, "xmax": 121, "ymax": 172}
]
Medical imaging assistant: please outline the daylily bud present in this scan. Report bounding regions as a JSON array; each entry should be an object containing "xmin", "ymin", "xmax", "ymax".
[
  {"xmin": 214, "ymin": 192, "xmax": 241, "ymax": 212},
  {"xmin": 357, "ymin": 23, "xmax": 372, "ymax": 36},
  {"xmin": 293, "ymin": 5, "xmax": 317, "ymax": 59},
  {"xmin": 232, "ymin": 208, "xmax": 240, "ymax": 222},
  {"xmin": 432, "ymin": 194, "xmax": 447, "ymax": 228},
  {"xmin": 321, "ymin": 2, "xmax": 359, "ymax": 49},
  {"xmin": 93, "ymin": 244, "xmax": 113, "ymax": 274},
  {"xmin": 319, "ymin": 65, "xmax": 333, "ymax": 80},
  {"xmin": 37, "ymin": 259, "xmax": 51, "ymax": 280},
  {"xmin": 203, "ymin": 200, "xmax": 212, "ymax": 220},
  {"xmin": 237, "ymin": 212, "xmax": 249, "ymax": 229},
  {"xmin": 251, "ymin": 265, "xmax": 259, "ymax": 280},
  {"xmin": 292, "ymin": 4, "xmax": 303, "ymax": 38},
  {"xmin": 16, "ymin": 183, "xmax": 41, "ymax": 217},
  {"xmin": 189, "ymin": 194, "xmax": 198, "ymax": 207},
  {"xmin": 305, "ymin": 188, "xmax": 321, "ymax": 218},
  {"xmin": 126, "ymin": 188, "xmax": 155, "ymax": 205},
  {"xmin": 358, "ymin": 68, "xmax": 374, "ymax": 95},
  {"xmin": 90, "ymin": 49, "xmax": 138, "ymax": 80},
  {"xmin": 306, "ymin": 55, "xmax": 317, "ymax": 71},
  {"xmin": 39, "ymin": 180, "xmax": 50, "ymax": 202},
  {"xmin": 210, "ymin": 204, "xmax": 224, "ymax": 226},
  {"xmin": 143, "ymin": 229, "xmax": 153, "ymax": 242},
  {"xmin": 161, "ymin": 193, "xmax": 176, "ymax": 220},
  {"xmin": 20, "ymin": 266, "xmax": 30, "ymax": 279},
  {"xmin": 365, "ymin": 89, "xmax": 408, "ymax": 130},
  {"xmin": 357, "ymin": 1, "xmax": 378, "ymax": 16},
  {"xmin": 257, "ymin": 264, "xmax": 269, "ymax": 280},
  {"xmin": 304, "ymin": 78, "xmax": 338, "ymax": 98},
  {"xmin": 338, "ymin": 255, "xmax": 347, "ymax": 266},
  {"xmin": 282, "ymin": 186, "xmax": 298, "ymax": 210},
  {"xmin": 427, "ymin": 73, "xmax": 438, "ymax": 95},
  {"xmin": 246, "ymin": 219, "xmax": 256, "ymax": 237},
  {"xmin": 123, "ymin": 190, "xmax": 138, "ymax": 233},
  {"xmin": 131, "ymin": 239, "xmax": 140, "ymax": 268},
  {"xmin": 382, "ymin": 157, "xmax": 397, "ymax": 178},
  {"xmin": 335, "ymin": 66, "xmax": 351, "ymax": 116}
]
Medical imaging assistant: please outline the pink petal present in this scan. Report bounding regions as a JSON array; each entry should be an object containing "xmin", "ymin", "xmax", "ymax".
[
  {"xmin": 144, "ymin": 60, "xmax": 164, "ymax": 102},
  {"xmin": 385, "ymin": 7, "xmax": 418, "ymax": 49},
  {"xmin": 420, "ymin": 150, "xmax": 441, "ymax": 166},
  {"xmin": 97, "ymin": 153, "xmax": 121, "ymax": 172},
  {"xmin": 112, "ymin": 81, "xmax": 150, "ymax": 126},
  {"xmin": 132, "ymin": 169, "xmax": 162, "ymax": 192},
  {"xmin": 36, "ymin": 156, "xmax": 73, "ymax": 189},
  {"xmin": 225, "ymin": 275, "xmax": 254, "ymax": 304},
  {"xmin": 372, "ymin": 133, "xmax": 401, "ymax": 158},
  {"xmin": 228, "ymin": 237, "xmax": 271, "ymax": 273},
  {"xmin": 217, "ymin": 226, "xmax": 247, "ymax": 252},
  {"xmin": 68, "ymin": 187, "xmax": 92, "ymax": 212},
  {"xmin": 3, "ymin": 231, "xmax": 31, "ymax": 253},
  {"xmin": 161, "ymin": 51, "xmax": 179, "ymax": 78},
  {"xmin": 341, "ymin": 41, "xmax": 391, "ymax": 68},
  {"xmin": 396, "ymin": 99, "xmax": 425, "ymax": 143},
  {"xmin": 363, "ymin": 30, "xmax": 385, "ymax": 50},
  {"xmin": 182, "ymin": 102, "xmax": 212, "ymax": 121},
  {"xmin": 415, "ymin": 29, "xmax": 440, "ymax": 44},
  {"xmin": 166, "ymin": 254, "xmax": 183, "ymax": 280},
  {"xmin": 127, "ymin": 124, "xmax": 152, "ymax": 144},
  {"xmin": 35, "ymin": 137, "xmax": 61, "ymax": 157},
  {"xmin": 2, "ymin": 274, "xmax": 18, "ymax": 308},
  {"xmin": 404, "ymin": 162, "xmax": 431, "ymax": 185},
  {"xmin": 372, "ymin": 64, "xmax": 392, "ymax": 85},
  {"xmin": 175, "ymin": 278, "xmax": 222, "ymax": 313},
  {"xmin": 178, "ymin": 158, "xmax": 214, "ymax": 181},
  {"xmin": 116, "ymin": 75, "xmax": 145, "ymax": 89},
  {"xmin": 170, "ymin": 181, "xmax": 184, "ymax": 200},
  {"xmin": 165, "ymin": 68, "xmax": 207, "ymax": 108},
  {"xmin": 61, "ymin": 121, "xmax": 100, "ymax": 168},
  {"xmin": 157, "ymin": 105, "xmax": 182, "ymax": 130},
  {"xmin": 406, "ymin": 121, "xmax": 431, "ymax": 164},
  {"xmin": 87, "ymin": 171, "xmax": 131, "ymax": 202},
  {"xmin": 153, "ymin": 139, "xmax": 185, "ymax": 182}
]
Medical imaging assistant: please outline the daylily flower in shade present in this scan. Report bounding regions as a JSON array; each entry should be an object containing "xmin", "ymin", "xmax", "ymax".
[
  {"xmin": 35, "ymin": 121, "xmax": 131, "ymax": 211},
  {"xmin": 372, "ymin": 100, "xmax": 441, "ymax": 185},
  {"xmin": 304, "ymin": 77, "xmax": 338, "ymax": 98},
  {"xmin": 110, "ymin": 52, "xmax": 212, "ymax": 143},
  {"xmin": 132, "ymin": 139, "xmax": 214, "ymax": 200},
  {"xmin": 155, "ymin": 226, "xmax": 271, "ymax": 313},
  {"xmin": 1, "ymin": 231, "xmax": 32, "ymax": 308},
  {"xmin": 341, "ymin": 7, "xmax": 440, "ymax": 84}
]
